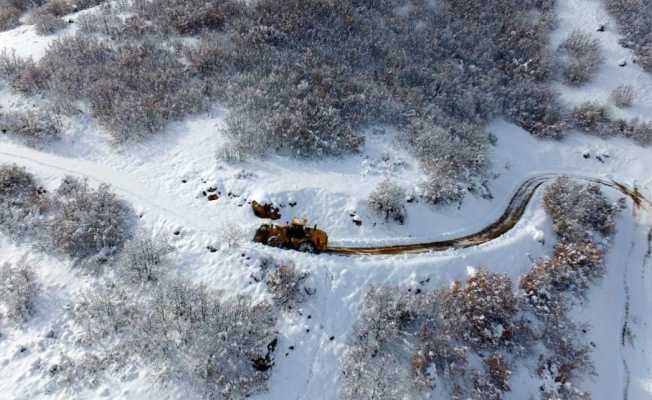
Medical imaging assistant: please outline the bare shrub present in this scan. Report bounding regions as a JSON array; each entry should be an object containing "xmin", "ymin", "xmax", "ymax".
[
  {"xmin": 543, "ymin": 177, "xmax": 616, "ymax": 242},
  {"xmin": 265, "ymin": 264, "xmax": 309, "ymax": 309},
  {"xmin": 49, "ymin": 176, "xmax": 132, "ymax": 259},
  {"xmin": 118, "ymin": 232, "xmax": 172, "ymax": 284},
  {"xmin": 558, "ymin": 30, "xmax": 603, "ymax": 85},
  {"xmin": 1, "ymin": 109, "xmax": 62, "ymax": 146},
  {"xmin": 0, "ymin": 261, "xmax": 40, "ymax": 322},
  {"xmin": 610, "ymin": 84, "xmax": 635, "ymax": 108},
  {"xmin": 74, "ymin": 279, "xmax": 278, "ymax": 398},
  {"xmin": 367, "ymin": 179, "xmax": 406, "ymax": 224}
]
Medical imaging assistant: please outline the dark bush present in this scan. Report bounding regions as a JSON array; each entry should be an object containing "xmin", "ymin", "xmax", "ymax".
[
  {"xmin": 367, "ymin": 179, "xmax": 406, "ymax": 223},
  {"xmin": 49, "ymin": 176, "xmax": 132, "ymax": 259},
  {"xmin": 543, "ymin": 177, "xmax": 616, "ymax": 241},
  {"xmin": 558, "ymin": 30, "xmax": 603, "ymax": 86},
  {"xmin": 0, "ymin": 261, "xmax": 40, "ymax": 322}
]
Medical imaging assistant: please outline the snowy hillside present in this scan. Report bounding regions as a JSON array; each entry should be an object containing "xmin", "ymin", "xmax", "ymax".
[{"xmin": 1, "ymin": 0, "xmax": 652, "ymax": 399}]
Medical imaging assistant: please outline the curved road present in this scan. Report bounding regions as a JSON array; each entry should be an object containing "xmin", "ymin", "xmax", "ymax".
[
  {"xmin": 1, "ymin": 146, "xmax": 649, "ymax": 257},
  {"xmin": 327, "ymin": 174, "xmax": 651, "ymax": 255}
]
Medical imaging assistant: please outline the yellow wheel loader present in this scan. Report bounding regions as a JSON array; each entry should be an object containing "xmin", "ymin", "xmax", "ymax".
[{"xmin": 253, "ymin": 218, "xmax": 328, "ymax": 253}]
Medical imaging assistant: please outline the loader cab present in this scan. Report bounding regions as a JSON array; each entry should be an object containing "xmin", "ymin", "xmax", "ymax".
[{"xmin": 289, "ymin": 217, "xmax": 307, "ymax": 238}]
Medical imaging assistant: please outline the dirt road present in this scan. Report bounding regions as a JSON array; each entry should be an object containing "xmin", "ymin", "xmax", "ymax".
[{"xmin": 327, "ymin": 174, "xmax": 650, "ymax": 255}]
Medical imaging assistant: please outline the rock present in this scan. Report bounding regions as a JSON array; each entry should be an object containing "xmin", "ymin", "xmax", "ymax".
[
  {"xmin": 207, "ymin": 245, "xmax": 218, "ymax": 253},
  {"xmin": 207, "ymin": 194, "xmax": 219, "ymax": 201}
]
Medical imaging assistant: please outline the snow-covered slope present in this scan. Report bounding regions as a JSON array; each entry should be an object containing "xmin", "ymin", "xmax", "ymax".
[{"xmin": 1, "ymin": 0, "xmax": 652, "ymax": 399}]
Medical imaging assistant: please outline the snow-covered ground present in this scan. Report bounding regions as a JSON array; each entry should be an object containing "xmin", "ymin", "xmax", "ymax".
[{"xmin": 1, "ymin": 0, "xmax": 652, "ymax": 399}]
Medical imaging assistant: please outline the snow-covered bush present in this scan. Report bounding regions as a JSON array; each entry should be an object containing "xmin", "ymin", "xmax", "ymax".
[
  {"xmin": 610, "ymin": 84, "xmax": 635, "ymax": 108},
  {"xmin": 130, "ymin": 0, "xmax": 236, "ymax": 35},
  {"xmin": 0, "ymin": 109, "xmax": 62, "ymax": 146},
  {"xmin": 367, "ymin": 179, "xmax": 406, "ymax": 223},
  {"xmin": 0, "ymin": 164, "xmax": 49, "ymax": 238},
  {"xmin": 521, "ymin": 241, "xmax": 604, "ymax": 319},
  {"xmin": 75, "ymin": 279, "xmax": 278, "ymax": 398},
  {"xmin": 411, "ymin": 122, "xmax": 489, "ymax": 205},
  {"xmin": 605, "ymin": 0, "xmax": 652, "ymax": 72},
  {"xmin": 341, "ymin": 271, "xmax": 527, "ymax": 400},
  {"xmin": 0, "ymin": 261, "xmax": 40, "ymax": 322},
  {"xmin": 118, "ymin": 232, "xmax": 172, "ymax": 284},
  {"xmin": 30, "ymin": 11, "xmax": 66, "ymax": 35},
  {"xmin": 438, "ymin": 270, "xmax": 521, "ymax": 351},
  {"xmin": 571, "ymin": 101, "xmax": 652, "ymax": 145},
  {"xmin": 0, "ymin": 6, "xmax": 22, "ymax": 31},
  {"xmin": 571, "ymin": 101, "xmax": 612, "ymax": 136},
  {"xmin": 0, "ymin": 50, "xmax": 48, "ymax": 94},
  {"xmin": 543, "ymin": 177, "xmax": 615, "ymax": 242},
  {"xmin": 558, "ymin": 30, "xmax": 603, "ymax": 86},
  {"xmin": 35, "ymin": 36, "xmax": 205, "ymax": 141},
  {"xmin": 614, "ymin": 118, "xmax": 652, "ymax": 146},
  {"xmin": 0, "ymin": 0, "xmax": 46, "ymax": 31},
  {"xmin": 265, "ymin": 264, "xmax": 309, "ymax": 309},
  {"xmin": 339, "ymin": 286, "xmax": 420, "ymax": 400},
  {"xmin": 49, "ymin": 176, "xmax": 132, "ymax": 259}
]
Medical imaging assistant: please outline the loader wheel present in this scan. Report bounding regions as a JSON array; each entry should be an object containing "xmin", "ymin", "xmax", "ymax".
[
  {"xmin": 298, "ymin": 241, "xmax": 316, "ymax": 254},
  {"xmin": 266, "ymin": 236, "xmax": 283, "ymax": 248}
]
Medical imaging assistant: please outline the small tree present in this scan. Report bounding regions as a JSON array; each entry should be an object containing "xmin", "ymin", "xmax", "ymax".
[{"xmin": 367, "ymin": 179, "xmax": 407, "ymax": 224}]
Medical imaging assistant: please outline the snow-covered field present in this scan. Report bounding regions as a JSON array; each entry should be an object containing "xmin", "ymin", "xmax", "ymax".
[{"xmin": 1, "ymin": 0, "xmax": 652, "ymax": 399}]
